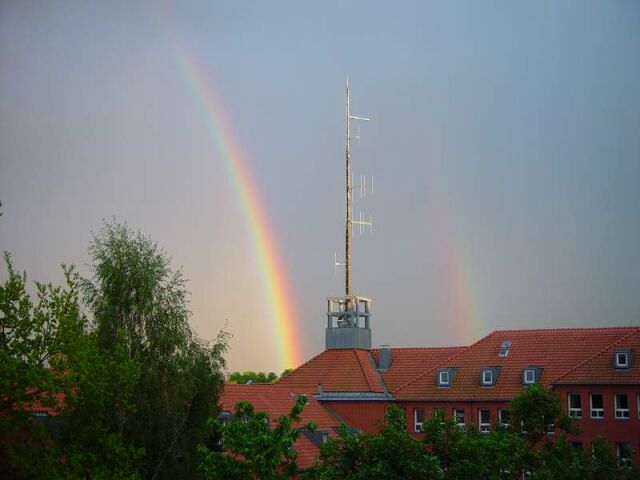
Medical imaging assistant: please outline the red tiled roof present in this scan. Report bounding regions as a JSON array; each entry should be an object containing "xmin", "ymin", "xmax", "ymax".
[
  {"xmin": 276, "ymin": 349, "xmax": 385, "ymax": 393},
  {"xmin": 370, "ymin": 346, "xmax": 466, "ymax": 393},
  {"xmin": 24, "ymin": 391, "xmax": 65, "ymax": 416},
  {"xmin": 295, "ymin": 434, "xmax": 323, "ymax": 469},
  {"xmin": 394, "ymin": 326, "xmax": 640, "ymax": 401},
  {"xmin": 220, "ymin": 384, "xmax": 340, "ymax": 469},
  {"xmin": 553, "ymin": 329, "xmax": 640, "ymax": 385}
]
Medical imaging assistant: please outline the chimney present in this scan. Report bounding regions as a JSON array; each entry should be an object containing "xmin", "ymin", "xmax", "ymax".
[{"xmin": 378, "ymin": 345, "xmax": 392, "ymax": 370}]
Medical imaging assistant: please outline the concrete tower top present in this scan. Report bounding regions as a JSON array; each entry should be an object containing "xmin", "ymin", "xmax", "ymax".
[{"xmin": 326, "ymin": 295, "xmax": 372, "ymax": 349}]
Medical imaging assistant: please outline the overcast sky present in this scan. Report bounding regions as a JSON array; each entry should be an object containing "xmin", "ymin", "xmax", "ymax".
[{"xmin": 1, "ymin": 1, "xmax": 639, "ymax": 373}]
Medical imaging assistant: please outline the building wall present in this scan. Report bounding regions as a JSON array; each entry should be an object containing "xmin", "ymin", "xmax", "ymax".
[
  {"xmin": 396, "ymin": 400, "xmax": 509, "ymax": 437},
  {"xmin": 323, "ymin": 391, "xmax": 640, "ymax": 467},
  {"xmin": 324, "ymin": 400, "xmax": 511, "ymax": 436},
  {"xmin": 555, "ymin": 385, "xmax": 640, "ymax": 466},
  {"xmin": 323, "ymin": 401, "xmax": 388, "ymax": 433}
]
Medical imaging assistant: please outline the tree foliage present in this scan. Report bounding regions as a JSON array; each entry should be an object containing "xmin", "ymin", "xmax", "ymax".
[
  {"xmin": 0, "ymin": 253, "xmax": 86, "ymax": 477},
  {"xmin": 82, "ymin": 221, "xmax": 228, "ymax": 479},
  {"xmin": 200, "ymin": 395, "xmax": 314, "ymax": 480},
  {"xmin": 228, "ymin": 371, "xmax": 279, "ymax": 384},
  {"xmin": 1, "ymin": 221, "xmax": 228, "ymax": 479},
  {"xmin": 304, "ymin": 405, "xmax": 441, "ymax": 480}
]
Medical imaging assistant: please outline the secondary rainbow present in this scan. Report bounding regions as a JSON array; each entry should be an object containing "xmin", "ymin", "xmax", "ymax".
[
  {"xmin": 425, "ymin": 158, "xmax": 483, "ymax": 344},
  {"xmin": 166, "ymin": 42, "xmax": 303, "ymax": 371}
]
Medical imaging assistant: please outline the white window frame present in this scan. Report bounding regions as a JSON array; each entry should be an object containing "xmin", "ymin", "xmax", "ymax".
[
  {"xmin": 498, "ymin": 408, "xmax": 510, "ymax": 428},
  {"xmin": 568, "ymin": 393, "xmax": 582, "ymax": 419},
  {"xmin": 479, "ymin": 409, "xmax": 491, "ymax": 433},
  {"xmin": 523, "ymin": 369, "xmax": 536, "ymax": 385},
  {"xmin": 615, "ymin": 393, "xmax": 629, "ymax": 420},
  {"xmin": 414, "ymin": 408, "xmax": 425, "ymax": 432},
  {"xmin": 615, "ymin": 351, "xmax": 629, "ymax": 368},
  {"xmin": 453, "ymin": 408, "xmax": 465, "ymax": 430},
  {"xmin": 590, "ymin": 393, "xmax": 604, "ymax": 419},
  {"xmin": 439, "ymin": 370, "xmax": 450, "ymax": 386},
  {"xmin": 482, "ymin": 369, "xmax": 493, "ymax": 386}
]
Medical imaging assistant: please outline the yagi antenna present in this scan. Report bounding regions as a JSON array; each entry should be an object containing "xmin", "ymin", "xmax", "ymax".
[
  {"xmin": 333, "ymin": 78, "xmax": 374, "ymax": 295},
  {"xmin": 356, "ymin": 175, "xmax": 374, "ymax": 198}
]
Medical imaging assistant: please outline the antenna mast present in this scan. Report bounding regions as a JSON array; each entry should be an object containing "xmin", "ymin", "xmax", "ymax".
[
  {"xmin": 325, "ymin": 79, "xmax": 373, "ymax": 351},
  {"xmin": 345, "ymin": 79, "xmax": 352, "ymax": 295},
  {"xmin": 344, "ymin": 78, "xmax": 370, "ymax": 295}
]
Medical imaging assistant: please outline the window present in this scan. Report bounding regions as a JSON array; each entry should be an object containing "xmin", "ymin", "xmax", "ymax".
[
  {"xmin": 615, "ymin": 393, "xmax": 629, "ymax": 419},
  {"xmin": 523, "ymin": 369, "xmax": 536, "ymax": 385},
  {"xmin": 615, "ymin": 351, "xmax": 630, "ymax": 369},
  {"xmin": 321, "ymin": 432, "xmax": 329, "ymax": 443},
  {"xmin": 414, "ymin": 408, "xmax": 425, "ymax": 432},
  {"xmin": 520, "ymin": 420, "xmax": 527, "ymax": 434},
  {"xmin": 590, "ymin": 393, "xmax": 604, "ymax": 419},
  {"xmin": 568, "ymin": 393, "xmax": 582, "ymax": 419},
  {"xmin": 454, "ymin": 409, "xmax": 465, "ymax": 430},
  {"xmin": 437, "ymin": 368, "xmax": 457, "ymax": 387},
  {"xmin": 499, "ymin": 340, "xmax": 511, "ymax": 357},
  {"xmin": 544, "ymin": 422, "xmax": 555, "ymax": 436},
  {"xmin": 498, "ymin": 408, "xmax": 510, "ymax": 428},
  {"xmin": 482, "ymin": 370, "xmax": 493, "ymax": 385},
  {"xmin": 479, "ymin": 409, "xmax": 491, "ymax": 433},
  {"xmin": 616, "ymin": 443, "xmax": 632, "ymax": 467},
  {"xmin": 570, "ymin": 441, "xmax": 583, "ymax": 450}
]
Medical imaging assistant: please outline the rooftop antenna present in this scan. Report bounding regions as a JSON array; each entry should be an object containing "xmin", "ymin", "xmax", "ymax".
[
  {"xmin": 336, "ymin": 77, "xmax": 372, "ymax": 295},
  {"xmin": 326, "ymin": 78, "xmax": 374, "ymax": 350}
]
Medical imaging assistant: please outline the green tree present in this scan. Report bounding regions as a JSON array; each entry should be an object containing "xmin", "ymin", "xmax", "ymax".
[
  {"xmin": 0, "ymin": 252, "xmax": 140, "ymax": 479},
  {"xmin": 280, "ymin": 368, "xmax": 294, "ymax": 378},
  {"xmin": 0, "ymin": 253, "xmax": 84, "ymax": 477},
  {"xmin": 423, "ymin": 409, "xmax": 530, "ymax": 480},
  {"xmin": 82, "ymin": 221, "xmax": 227, "ymax": 479},
  {"xmin": 305, "ymin": 405, "xmax": 441, "ymax": 480},
  {"xmin": 200, "ymin": 395, "xmax": 315, "ymax": 480},
  {"xmin": 507, "ymin": 384, "xmax": 573, "ymax": 445},
  {"xmin": 228, "ymin": 371, "xmax": 279, "ymax": 384}
]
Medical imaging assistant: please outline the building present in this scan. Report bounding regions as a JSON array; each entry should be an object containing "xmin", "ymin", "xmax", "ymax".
[
  {"xmin": 222, "ymin": 321, "xmax": 640, "ymax": 467},
  {"xmin": 220, "ymin": 83, "xmax": 640, "ymax": 468},
  {"xmin": 220, "ymin": 384, "xmax": 341, "ymax": 470}
]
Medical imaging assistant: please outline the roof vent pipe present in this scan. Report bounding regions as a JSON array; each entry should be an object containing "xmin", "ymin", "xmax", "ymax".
[{"xmin": 378, "ymin": 345, "xmax": 392, "ymax": 370}]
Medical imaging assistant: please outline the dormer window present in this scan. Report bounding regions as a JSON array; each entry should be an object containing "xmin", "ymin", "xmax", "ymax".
[
  {"xmin": 480, "ymin": 367, "xmax": 500, "ymax": 386},
  {"xmin": 522, "ymin": 366, "xmax": 542, "ymax": 385},
  {"xmin": 614, "ymin": 350, "xmax": 631, "ymax": 369},
  {"xmin": 524, "ymin": 369, "xmax": 536, "ymax": 384},
  {"xmin": 437, "ymin": 368, "xmax": 457, "ymax": 387}
]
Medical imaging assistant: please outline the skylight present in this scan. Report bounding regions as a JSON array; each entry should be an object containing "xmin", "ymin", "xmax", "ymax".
[{"xmin": 499, "ymin": 340, "xmax": 511, "ymax": 357}]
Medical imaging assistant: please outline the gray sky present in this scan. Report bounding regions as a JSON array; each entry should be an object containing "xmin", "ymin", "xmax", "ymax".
[{"xmin": 1, "ymin": 1, "xmax": 639, "ymax": 373}]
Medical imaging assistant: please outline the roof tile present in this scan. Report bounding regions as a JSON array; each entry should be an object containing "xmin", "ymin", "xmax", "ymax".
[
  {"xmin": 554, "ymin": 329, "xmax": 640, "ymax": 385},
  {"xmin": 394, "ymin": 326, "xmax": 640, "ymax": 400},
  {"xmin": 276, "ymin": 349, "xmax": 385, "ymax": 393}
]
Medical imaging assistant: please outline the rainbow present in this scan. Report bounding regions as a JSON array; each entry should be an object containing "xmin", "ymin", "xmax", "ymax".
[
  {"xmin": 161, "ymin": 34, "xmax": 303, "ymax": 371},
  {"xmin": 425, "ymin": 157, "xmax": 483, "ymax": 344}
]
